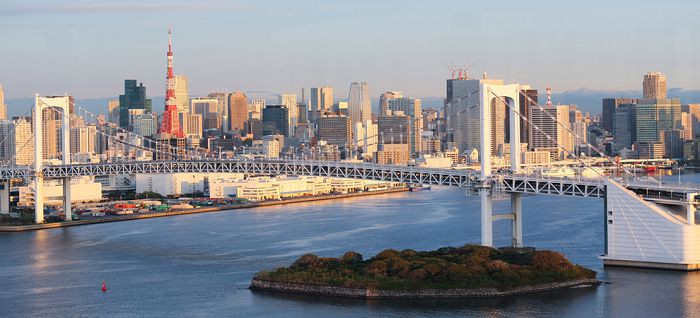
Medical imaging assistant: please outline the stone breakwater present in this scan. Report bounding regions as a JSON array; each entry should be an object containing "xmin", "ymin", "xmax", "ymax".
[{"xmin": 249, "ymin": 278, "xmax": 601, "ymax": 299}]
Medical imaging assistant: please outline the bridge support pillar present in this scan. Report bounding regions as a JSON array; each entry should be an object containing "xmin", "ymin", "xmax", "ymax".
[
  {"xmin": 0, "ymin": 180, "xmax": 9, "ymax": 214},
  {"xmin": 687, "ymin": 192, "xmax": 697, "ymax": 225},
  {"xmin": 33, "ymin": 95, "xmax": 44, "ymax": 224},
  {"xmin": 511, "ymin": 193, "xmax": 523, "ymax": 247},
  {"xmin": 34, "ymin": 177, "xmax": 44, "ymax": 223},
  {"xmin": 63, "ymin": 178, "xmax": 72, "ymax": 221},
  {"xmin": 480, "ymin": 188, "xmax": 493, "ymax": 247}
]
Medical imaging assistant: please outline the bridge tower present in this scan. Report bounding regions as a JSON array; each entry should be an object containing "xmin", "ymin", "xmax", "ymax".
[
  {"xmin": 33, "ymin": 95, "xmax": 72, "ymax": 224},
  {"xmin": 479, "ymin": 82, "xmax": 522, "ymax": 247}
]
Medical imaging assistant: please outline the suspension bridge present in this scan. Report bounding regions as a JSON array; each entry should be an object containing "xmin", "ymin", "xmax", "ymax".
[{"xmin": 1, "ymin": 83, "xmax": 700, "ymax": 270}]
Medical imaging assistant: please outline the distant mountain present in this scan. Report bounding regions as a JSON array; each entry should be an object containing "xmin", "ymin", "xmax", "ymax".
[{"xmin": 540, "ymin": 88, "xmax": 700, "ymax": 115}]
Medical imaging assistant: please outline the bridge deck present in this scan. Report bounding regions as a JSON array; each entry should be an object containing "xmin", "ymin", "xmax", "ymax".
[{"xmin": 1, "ymin": 160, "xmax": 698, "ymax": 202}]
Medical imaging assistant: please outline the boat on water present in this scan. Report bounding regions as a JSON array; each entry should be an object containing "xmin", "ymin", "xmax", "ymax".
[
  {"xmin": 580, "ymin": 167, "xmax": 606, "ymax": 179},
  {"xmin": 409, "ymin": 184, "xmax": 432, "ymax": 192},
  {"xmin": 541, "ymin": 166, "xmax": 576, "ymax": 178}
]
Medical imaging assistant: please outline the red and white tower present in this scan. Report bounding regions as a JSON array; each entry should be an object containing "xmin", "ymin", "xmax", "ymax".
[
  {"xmin": 546, "ymin": 87, "xmax": 552, "ymax": 107},
  {"xmin": 160, "ymin": 28, "xmax": 184, "ymax": 138}
]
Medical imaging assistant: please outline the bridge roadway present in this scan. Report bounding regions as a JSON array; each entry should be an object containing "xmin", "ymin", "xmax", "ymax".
[{"xmin": 1, "ymin": 159, "xmax": 697, "ymax": 202}]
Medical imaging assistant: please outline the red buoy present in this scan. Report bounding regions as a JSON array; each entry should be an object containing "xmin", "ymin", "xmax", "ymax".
[{"xmin": 101, "ymin": 280, "xmax": 107, "ymax": 292}]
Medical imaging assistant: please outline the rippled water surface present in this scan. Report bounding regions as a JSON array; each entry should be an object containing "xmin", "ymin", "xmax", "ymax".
[{"xmin": 2, "ymin": 173, "xmax": 700, "ymax": 317}]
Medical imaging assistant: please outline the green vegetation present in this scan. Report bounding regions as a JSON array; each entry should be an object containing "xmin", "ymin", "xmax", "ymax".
[
  {"xmin": 255, "ymin": 245, "xmax": 596, "ymax": 291},
  {"xmin": 136, "ymin": 191, "xmax": 164, "ymax": 199}
]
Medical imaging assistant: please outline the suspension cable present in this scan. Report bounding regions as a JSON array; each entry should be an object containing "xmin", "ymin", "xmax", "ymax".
[{"xmin": 487, "ymin": 88, "xmax": 608, "ymax": 179}]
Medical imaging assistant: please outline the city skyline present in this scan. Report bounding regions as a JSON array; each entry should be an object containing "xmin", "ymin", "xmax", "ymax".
[{"xmin": 2, "ymin": 0, "xmax": 700, "ymax": 100}]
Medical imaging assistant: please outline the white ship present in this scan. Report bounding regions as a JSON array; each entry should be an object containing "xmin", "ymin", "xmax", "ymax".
[{"xmin": 541, "ymin": 166, "xmax": 576, "ymax": 178}]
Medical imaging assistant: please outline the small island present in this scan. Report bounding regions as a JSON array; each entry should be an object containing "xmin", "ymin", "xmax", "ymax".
[{"xmin": 250, "ymin": 245, "xmax": 599, "ymax": 298}]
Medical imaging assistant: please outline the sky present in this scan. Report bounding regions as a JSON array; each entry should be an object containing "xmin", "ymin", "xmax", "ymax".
[{"xmin": 1, "ymin": 0, "xmax": 699, "ymax": 101}]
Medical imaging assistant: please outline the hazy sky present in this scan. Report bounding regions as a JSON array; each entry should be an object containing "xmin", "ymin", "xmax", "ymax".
[{"xmin": 1, "ymin": 0, "xmax": 699, "ymax": 100}]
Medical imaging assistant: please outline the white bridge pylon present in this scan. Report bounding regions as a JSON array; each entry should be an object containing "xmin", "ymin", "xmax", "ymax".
[
  {"xmin": 479, "ymin": 83, "xmax": 523, "ymax": 247},
  {"xmin": 33, "ymin": 95, "xmax": 72, "ymax": 224}
]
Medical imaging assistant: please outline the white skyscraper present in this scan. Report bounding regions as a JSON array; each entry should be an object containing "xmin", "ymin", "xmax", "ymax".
[
  {"xmin": 207, "ymin": 92, "xmax": 228, "ymax": 131},
  {"xmin": 280, "ymin": 93, "xmax": 298, "ymax": 136},
  {"xmin": 0, "ymin": 85, "xmax": 6, "ymax": 120},
  {"xmin": 310, "ymin": 86, "xmax": 333, "ymax": 112},
  {"xmin": 70, "ymin": 125, "xmax": 97, "ymax": 155},
  {"xmin": 174, "ymin": 75, "xmax": 189, "ymax": 114},
  {"xmin": 249, "ymin": 98, "xmax": 265, "ymax": 120},
  {"xmin": 354, "ymin": 120, "xmax": 378, "ymax": 160},
  {"xmin": 347, "ymin": 82, "xmax": 371, "ymax": 128},
  {"xmin": 0, "ymin": 118, "xmax": 34, "ymax": 165}
]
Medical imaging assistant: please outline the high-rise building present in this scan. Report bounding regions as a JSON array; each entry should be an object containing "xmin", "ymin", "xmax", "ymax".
[
  {"xmin": 530, "ymin": 105, "xmax": 574, "ymax": 158},
  {"xmin": 318, "ymin": 115, "xmax": 351, "ymax": 148},
  {"xmin": 347, "ymin": 82, "xmax": 371, "ymax": 128},
  {"xmin": 180, "ymin": 112, "xmax": 203, "ymax": 139},
  {"xmin": 174, "ymin": 75, "xmax": 189, "ymax": 113},
  {"xmin": 0, "ymin": 118, "xmax": 34, "ymax": 165},
  {"xmin": 40, "ymin": 107, "xmax": 61, "ymax": 159},
  {"xmin": 556, "ymin": 105, "xmax": 573, "ymax": 158},
  {"xmin": 70, "ymin": 125, "xmax": 97, "ymax": 155},
  {"xmin": 310, "ymin": 86, "xmax": 333, "ymax": 112},
  {"xmin": 602, "ymin": 98, "xmax": 637, "ymax": 133},
  {"xmin": 378, "ymin": 115, "xmax": 411, "ymax": 147},
  {"xmin": 245, "ymin": 119, "xmax": 263, "ymax": 139},
  {"xmin": 191, "ymin": 98, "xmax": 220, "ymax": 131},
  {"xmin": 0, "ymin": 120, "xmax": 12, "ymax": 163},
  {"xmin": 107, "ymin": 99, "xmax": 120, "ymax": 125},
  {"xmin": 444, "ymin": 77, "xmax": 494, "ymax": 153},
  {"xmin": 388, "ymin": 97, "xmax": 422, "ymax": 156},
  {"xmin": 131, "ymin": 113, "xmax": 158, "ymax": 137},
  {"xmin": 280, "ymin": 94, "xmax": 298, "ymax": 136},
  {"xmin": 379, "ymin": 91, "xmax": 403, "ymax": 116},
  {"xmin": 249, "ymin": 98, "xmax": 265, "ymax": 120},
  {"xmin": 613, "ymin": 104, "xmax": 636, "ymax": 151},
  {"xmin": 661, "ymin": 129, "xmax": 684, "ymax": 159},
  {"xmin": 635, "ymin": 98, "xmax": 682, "ymax": 143},
  {"xmin": 518, "ymin": 87, "xmax": 538, "ymax": 145},
  {"xmin": 207, "ymin": 92, "xmax": 228, "ymax": 131},
  {"xmin": 681, "ymin": 112, "xmax": 694, "ymax": 141},
  {"xmin": 119, "ymin": 80, "xmax": 152, "ymax": 128},
  {"xmin": 297, "ymin": 102, "xmax": 308, "ymax": 124},
  {"xmin": 529, "ymin": 104, "xmax": 558, "ymax": 157},
  {"xmin": 228, "ymin": 91, "xmax": 248, "ymax": 132},
  {"xmin": 354, "ymin": 120, "xmax": 378, "ymax": 159},
  {"xmin": 262, "ymin": 105, "xmax": 289, "ymax": 136},
  {"xmin": 686, "ymin": 104, "xmax": 700, "ymax": 140},
  {"xmin": 321, "ymin": 86, "xmax": 333, "ymax": 112},
  {"xmin": 643, "ymin": 72, "xmax": 667, "ymax": 99},
  {"xmin": 0, "ymin": 84, "xmax": 6, "ymax": 120}
]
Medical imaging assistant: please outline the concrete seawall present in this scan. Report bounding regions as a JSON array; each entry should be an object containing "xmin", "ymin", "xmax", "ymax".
[
  {"xmin": 0, "ymin": 188, "xmax": 408, "ymax": 232},
  {"xmin": 249, "ymin": 278, "xmax": 600, "ymax": 299}
]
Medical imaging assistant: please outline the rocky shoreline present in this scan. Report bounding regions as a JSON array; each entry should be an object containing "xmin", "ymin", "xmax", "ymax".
[{"xmin": 249, "ymin": 278, "xmax": 601, "ymax": 299}]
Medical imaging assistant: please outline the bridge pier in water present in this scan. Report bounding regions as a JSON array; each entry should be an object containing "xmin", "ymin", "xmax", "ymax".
[{"xmin": 0, "ymin": 180, "xmax": 9, "ymax": 215}]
